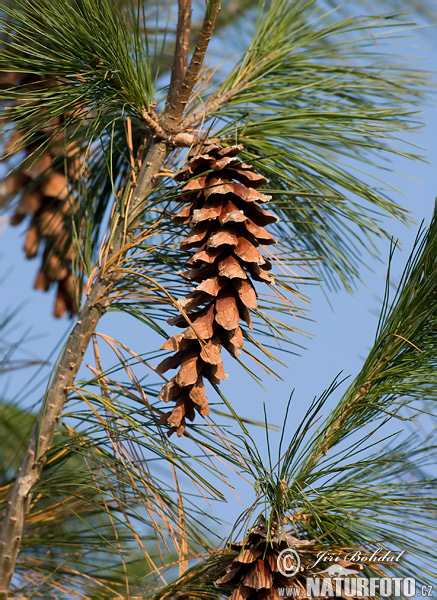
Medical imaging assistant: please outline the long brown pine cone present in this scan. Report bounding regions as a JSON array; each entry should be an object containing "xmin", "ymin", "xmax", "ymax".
[
  {"xmin": 1, "ymin": 71, "xmax": 82, "ymax": 318},
  {"xmin": 157, "ymin": 144, "xmax": 278, "ymax": 436}
]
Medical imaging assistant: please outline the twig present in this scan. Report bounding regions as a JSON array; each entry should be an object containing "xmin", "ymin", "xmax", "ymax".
[
  {"xmin": 142, "ymin": 108, "xmax": 168, "ymax": 140},
  {"xmin": 0, "ymin": 141, "xmax": 168, "ymax": 597},
  {"xmin": 183, "ymin": 87, "xmax": 233, "ymax": 131},
  {"xmin": 182, "ymin": 78, "xmax": 246, "ymax": 132},
  {"xmin": 166, "ymin": 0, "xmax": 192, "ymax": 113},
  {"xmin": 315, "ymin": 381, "xmax": 372, "ymax": 463},
  {"xmin": 163, "ymin": 0, "xmax": 221, "ymax": 134}
]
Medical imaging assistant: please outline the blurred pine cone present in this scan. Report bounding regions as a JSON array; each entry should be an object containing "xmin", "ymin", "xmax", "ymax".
[
  {"xmin": 157, "ymin": 144, "xmax": 277, "ymax": 435},
  {"xmin": 1, "ymin": 71, "xmax": 82, "ymax": 318}
]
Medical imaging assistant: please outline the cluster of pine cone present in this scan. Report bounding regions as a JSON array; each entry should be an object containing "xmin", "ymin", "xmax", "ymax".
[
  {"xmin": 157, "ymin": 144, "xmax": 277, "ymax": 435},
  {"xmin": 1, "ymin": 71, "xmax": 81, "ymax": 317}
]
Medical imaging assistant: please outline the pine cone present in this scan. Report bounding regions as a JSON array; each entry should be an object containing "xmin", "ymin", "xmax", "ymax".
[
  {"xmin": 157, "ymin": 144, "xmax": 277, "ymax": 435},
  {"xmin": 216, "ymin": 515, "xmax": 305, "ymax": 600},
  {"xmin": 1, "ymin": 71, "xmax": 82, "ymax": 317},
  {"xmin": 217, "ymin": 515, "xmax": 368, "ymax": 600}
]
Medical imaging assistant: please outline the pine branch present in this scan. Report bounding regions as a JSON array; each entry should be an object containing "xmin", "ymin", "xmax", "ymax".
[
  {"xmin": 279, "ymin": 210, "xmax": 437, "ymax": 491},
  {"xmin": 0, "ymin": 140, "xmax": 168, "ymax": 597},
  {"xmin": 163, "ymin": 0, "xmax": 221, "ymax": 133},
  {"xmin": 150, "ymin": 0, "xmax": 258, "ymax": 78},
  {"xmin": 182, "ymin": 81, "xmax": 244, "ymax": 130},
  {"xmin": 165, "ymin": 0, "xmax": 192, "ymax": 112},
  {"xmin": 317, "ymin": 211, "xmax": 437, "ymax": 453},
  {"xmin": 177, "ymin": 2, "xmax": 430, "ymax": 290},
  {"xmin": 0, "ymin": 3, "xmax": 225, "ymax": 592},
  {"xmin": 1, "ymin": 2, "xmax": 434, "ymax": 595}
]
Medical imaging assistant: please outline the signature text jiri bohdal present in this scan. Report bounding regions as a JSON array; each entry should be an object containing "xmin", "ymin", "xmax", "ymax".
[{"xmin": 310, "ymin": 548, "xmax": 405, "ymax": 570}]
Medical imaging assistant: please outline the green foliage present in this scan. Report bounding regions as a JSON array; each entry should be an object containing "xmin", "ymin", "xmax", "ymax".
[
  {"xmin": 317, "ymin": 208, "xmax": 437, "ymax": 447},
  {"xmin": 208, "ymin": 0, "xmax": 430, "ymax": 289},
  {"xmin": 0, "ymin": 390, "xmax": 235, "ymax": 596},
  {"xmin": 0, "ymin": 0, "xmax": 154, "ymax": 119},
  {"xmin": 237, "ymin": 216, "xmax": 436, "ymax": 583},
  {"xmin": 160, "ymin": 214, "xmax": 436, "ymax": 598},
  {"xmin": 0, "ymin": 400, "xmax": 36, "ymax": 485}
]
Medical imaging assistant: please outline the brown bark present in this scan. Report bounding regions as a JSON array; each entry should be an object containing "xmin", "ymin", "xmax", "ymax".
[
  {"xmin": 166, "ymin": 0, "xmax": 192, "ymax": 112},
  {"xmin": 163, "ymin": 0, "xmax": 221, "ymax": 133}
]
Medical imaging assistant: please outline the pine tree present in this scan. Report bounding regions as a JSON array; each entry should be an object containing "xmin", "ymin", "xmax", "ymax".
[{"xmin": 0, "ymin": 1, "xmax": 435, "ymax": 598}]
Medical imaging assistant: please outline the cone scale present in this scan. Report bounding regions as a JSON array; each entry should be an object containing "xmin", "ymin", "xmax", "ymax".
[{"xmin": 157, "ymin": 144, "xmax": 278, "ymax": 436}]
